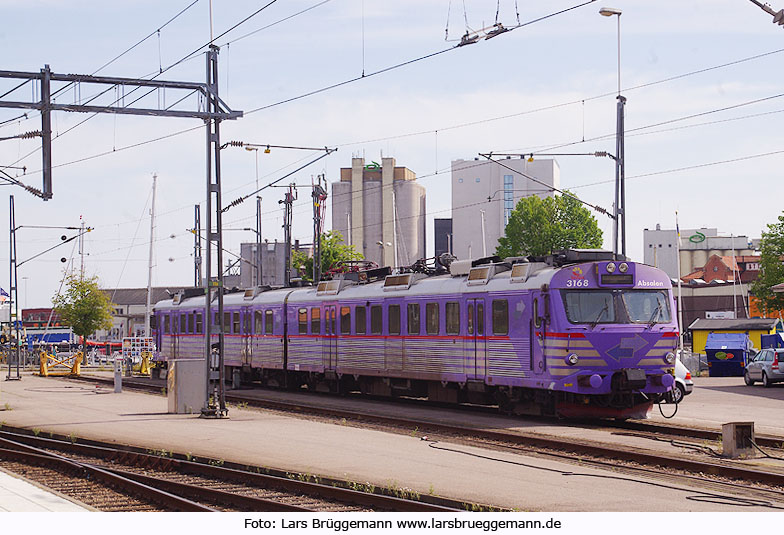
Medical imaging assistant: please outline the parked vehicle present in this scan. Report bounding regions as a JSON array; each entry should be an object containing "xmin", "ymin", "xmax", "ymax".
[
  {"xmin": 668, "ymin": 359, "xmax": 694, "ymax": 403},
  {"xmin": 744, "ymin": 348, "xmax": 784, "ymax": 387}
]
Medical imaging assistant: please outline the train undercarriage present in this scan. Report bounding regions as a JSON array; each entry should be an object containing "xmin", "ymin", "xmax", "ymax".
[{"xmin": 227, "ymin": 365, "xmax": 663, "ymax": 420}]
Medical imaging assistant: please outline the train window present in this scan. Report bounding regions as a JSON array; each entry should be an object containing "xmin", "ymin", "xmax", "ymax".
[
  {"xmin": 467, "ymin": 303, "xmax": 474, "ymax": 335},
  {"xmin": 188, "ymin": 313, "xmax": 194, "ymax": 334},
  {"xmin": 180, "ymin": 314, "xmax": 187, "ymax": 333},
  {"xmin": 224, "ymin": 312, "xmax": 232, "ymax": 333},
  {"xmin": 163, "ymin": 315, "xmax": 170, "ymax": 334},
  {"xmin": 355, "ymin": 306, "xmax": 366, "ymax": 335},
  {"xmin": 255, "ymin": 311, "xmax": 263, "ymax": 334},
  {"xmin": 233, "ymin": 312, "xmax": 240, "ymax": 335},
  {"xmin": 244, "ymin": 312, "xmax": 251, "ymax": 335},
  {"xmin": 265, "ymin": 310, "xmax": 274, "ymax": 334},
  {"xmin": 407, "ymin": 303, "xmax": 420, "ymax": 335},
  {"xmin": 370, "ymin": 305, "xmax": 382, "ymax": 335},
  {"xmin": 389, "ymin": 304, "xmax": 401, "ymax": 335},
  {"xmin": 311, "ymin": 307, "xmax": 321, "ymax": 335},
  {"xmin": 477, "ymin": 302, "xmax": 485, "ymax": 335},
  {"xmin": 446, "ymin": 302, "xmax": 460, "ymax": 335},
  {"xmin": 213, "ymin": 311, "xmax": 219, "ymax": 326},
  {"xmin": 298, "ymin": 308, "xmax": 308, "ymax": 334},
  {"xmin": 426, "ymin": 302, "xmax": 439, "ymax": 335},
  {"xmin": 340, "ymin": 307, "xmax": 351, "ymax": 334},
  {"xmin": 195, "ymin": 313, "xmax": 203, "ymax": 334},
  {"xmin": 150, "ymin": 315, "xmax": 157, "ymax": 330},
  {"xmin": 492, "ymin": 300, "xmax": 509, "ymax": 335}
]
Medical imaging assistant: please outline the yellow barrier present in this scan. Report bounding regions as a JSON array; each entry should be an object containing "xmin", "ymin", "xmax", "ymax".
[{"xmin": 38, "ymin": 350, "xmax": 82, "ymax": 377}]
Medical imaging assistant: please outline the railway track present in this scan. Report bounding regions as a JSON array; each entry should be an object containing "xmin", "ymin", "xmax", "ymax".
[
  {"xmin": 77, "ymin": 372, "xmax": 784, "ymax": 448},
  {"xmin": 0, "ymin": 429, "xmax": 461, "ymax": 512}
]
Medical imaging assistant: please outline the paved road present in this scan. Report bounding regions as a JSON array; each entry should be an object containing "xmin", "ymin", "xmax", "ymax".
[{"xmin": 647, "ymin": 375, "xmax": 784, "ymax": 436}]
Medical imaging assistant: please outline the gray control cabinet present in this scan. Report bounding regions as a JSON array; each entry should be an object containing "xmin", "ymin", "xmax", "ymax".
[{"xmin": 167, "ymin": 359, "xmax": 206, "ymax": 414}]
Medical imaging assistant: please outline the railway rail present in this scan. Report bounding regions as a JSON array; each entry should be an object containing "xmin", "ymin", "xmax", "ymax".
[
  {"xmin": 76, "ymin": 372, "xmax": 784, "ymax": 449},
  {"xmin": 0, "ymin": 429, "xmax": 461, "ymax": 512},
  {"xmin": 69, "ymin": 373, "xmax": 784, "ymax": 488}
]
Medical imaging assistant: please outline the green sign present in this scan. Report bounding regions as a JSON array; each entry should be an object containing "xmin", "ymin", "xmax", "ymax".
[
  {"xmin": 364, "ymin": 161, "xmax": 381, "ymax": 171},
  {"xmin": 689, "ymin": 231, "xmax": 706, "ymax": 243}
]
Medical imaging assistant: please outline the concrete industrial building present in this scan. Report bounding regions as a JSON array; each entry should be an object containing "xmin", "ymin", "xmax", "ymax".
[
  {"xmin": 451, "ymin": 157, "xmax": 559, "ymax": 260},
  {"xmin": 237, "ymin": 240, "xmax": 312, "ymax": 288},
  {"xmin": 434, "ymin": 218, "xmax": 453, "ymax": 257},
  {"xmin": 331, "ymin": 157, "xmax": 426, "ymax": 268},
  {"xmin": 643, "ymin": 225, "xmax": 760, "ymax": 279}
]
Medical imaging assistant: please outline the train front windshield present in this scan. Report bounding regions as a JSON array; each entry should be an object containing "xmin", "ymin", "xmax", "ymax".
[{"xmin": 562, "ymin": 290, "xmax": 672, "ymax": 325}]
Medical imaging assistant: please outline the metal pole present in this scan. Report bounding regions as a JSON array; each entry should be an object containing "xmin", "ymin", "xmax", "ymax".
[
  {"xmin": 41, "ymin": 65, "xmax": 52, "ymax": 200},
  {"xmin": 618, "ymin": 95, "xmax": 626, "ymax": 258},
  {"xmin": 194, "ymin": 204, "xmax": 202, "ymax": 287},
  {"xmin": 256, "ymin": 196, "xmax": 262, "ymax": 286},
  {"xmin": 145, "ymin": 173, "xmax": 157, "ymax": 337},
  {"xmin": 8, "ymin": 195, "xmax": 21, "ymax": 380}
]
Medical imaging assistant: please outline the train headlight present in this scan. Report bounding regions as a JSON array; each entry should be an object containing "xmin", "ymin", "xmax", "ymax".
[
  {"xmin": 566, "ymin": 353, "xmax": 579, "ymax": 366},
  {"xmin": 618, "ymin": 262, "xmax": 629, "ymax": 273},
  {"xmin": 664, "ymin": 352, "xmax": 676, "ymax": 364},
  {"xmin": 606, "ymin": 262, "xmax": 616, "ymax": 273}
]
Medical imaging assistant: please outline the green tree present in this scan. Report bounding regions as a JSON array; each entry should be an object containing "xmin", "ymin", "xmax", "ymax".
[
  {"xmin": 495, "ymin": 192, "xmax": 603, "ymax": 258},
  {"xmin": 292, "ymin": 230, "xmax": 363, "ymax": 281},
  {"xmin": 52, "ymin": 273, "xmax": 114, "ymax": 345},
  {"xmin": 750, "ymin": 211, "xmax": 784, "ymax": 313}
]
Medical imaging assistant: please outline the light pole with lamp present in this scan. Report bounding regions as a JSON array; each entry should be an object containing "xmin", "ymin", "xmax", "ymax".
[{"xmin": 600, "ymin": 6, "xmax": 626, "ymax": 259}]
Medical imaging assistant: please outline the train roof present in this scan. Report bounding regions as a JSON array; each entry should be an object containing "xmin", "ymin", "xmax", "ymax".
[{"xmin": 153, "ymin": 261, "xmax": 561, "ymax": 310}]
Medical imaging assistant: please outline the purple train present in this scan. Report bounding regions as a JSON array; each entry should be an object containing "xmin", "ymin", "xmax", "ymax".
[{"xmin": 152, "ymin": 250, "xmax": 678, "ymax": 419}]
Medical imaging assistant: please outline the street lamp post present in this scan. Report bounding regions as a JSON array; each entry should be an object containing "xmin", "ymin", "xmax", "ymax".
[{"xmin": 600, "ymin": 7, "xmax": 626, "ymax": 259}]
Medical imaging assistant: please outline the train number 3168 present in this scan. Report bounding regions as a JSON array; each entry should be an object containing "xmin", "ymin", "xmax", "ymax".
[{"xmin": 566, "ymin": 279, "xmax": 590, "ymax": 288}]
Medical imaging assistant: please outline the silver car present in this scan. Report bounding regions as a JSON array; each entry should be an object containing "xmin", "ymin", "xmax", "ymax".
[{"xmin": 744, "ymin": 348, "xmax": 784, "ymax": 387}]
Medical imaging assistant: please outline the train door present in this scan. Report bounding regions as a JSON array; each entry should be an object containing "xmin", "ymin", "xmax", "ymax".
[
  {"xmin": 385, "ymin": 300, "xmax": 403, "ymax": 371},
  {"xmin": 322, "ymin": 304, "xmax": 337, "ymax": 371},
  {"xmin": 531, "ymin": 292, "xmax": 547, "ymax": 375},
  {"xmin": 170, "ymin": 312, "xmax": 179, "ymax": 359},
  {"xmin": 466, "ymin": 298, "xmax": 487, "ymax": 380},
  {"xmin": 241, "ymin": 307, "xmax": 252, "ymax": 368}
]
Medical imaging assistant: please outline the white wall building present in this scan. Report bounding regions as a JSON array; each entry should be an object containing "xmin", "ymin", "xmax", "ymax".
[
  {"xmin": 331, "ymin": 157, "xmax": 426, "ymax": 268},
  {"xmin": 451, "ymin": 157, "xmax": 560, "ymax": 260},
  {"xmin": 643, "ymin": 225, "xmax": 759, "ymax": 279}
]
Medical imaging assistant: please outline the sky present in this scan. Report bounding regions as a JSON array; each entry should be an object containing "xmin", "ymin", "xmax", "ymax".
[{"xmin": 2, "ymin": 0, "xmax": 784, "ymax": 309}]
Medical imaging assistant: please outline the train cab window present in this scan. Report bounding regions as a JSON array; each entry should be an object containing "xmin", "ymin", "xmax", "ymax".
[
  {"xmin": 265, "ymin": 310, "xmax": 274, "ymax": 334},
  {"xmin": 355, "ymin": 306, "xmax": 366, "ymax": 335},
  {"xmin": 492, "ymin": 300, "xmax": 509, "ymax": 335},
  {"xmin": 407, "ymin": 303, "xmax": 420, "ymax": 335},
  {"xmin": 388, "ymin": 304, "xmax": 401, "ymax": 335},
  {"xmin": 195, "ymin": 313, "xmax": 203, "ymax": 334},
  {"xmin": 340, "ymin": 307, "xmax": 351, "ymax": 334},
  {"xmin": 446, "ymin": 302, "xmax": 460, "ymax": 335},
  {"xmin": 163, "ymin": 315, "xmax": 170, "ymax": 334},
  {"xmin": 311, "ymin": 307, "xmax": 321, "ymax": 335},
  {"xmin": 370, "ymin": 305, "xmax": 382, "ymax": 335},
  {"xmin": 426, "ymin": 302, "xmax": 439, "ymax": 335},
  {"xmin": 255, "ymin": 311, "xmax": 263, "ymax": 334},
  {"xmin": 180, "ymin": 314, "xmax": 188, "ymax": 333},
  {"xmin": 298, "ymin": 308, "xmax": 308, "ymax": 334}
]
